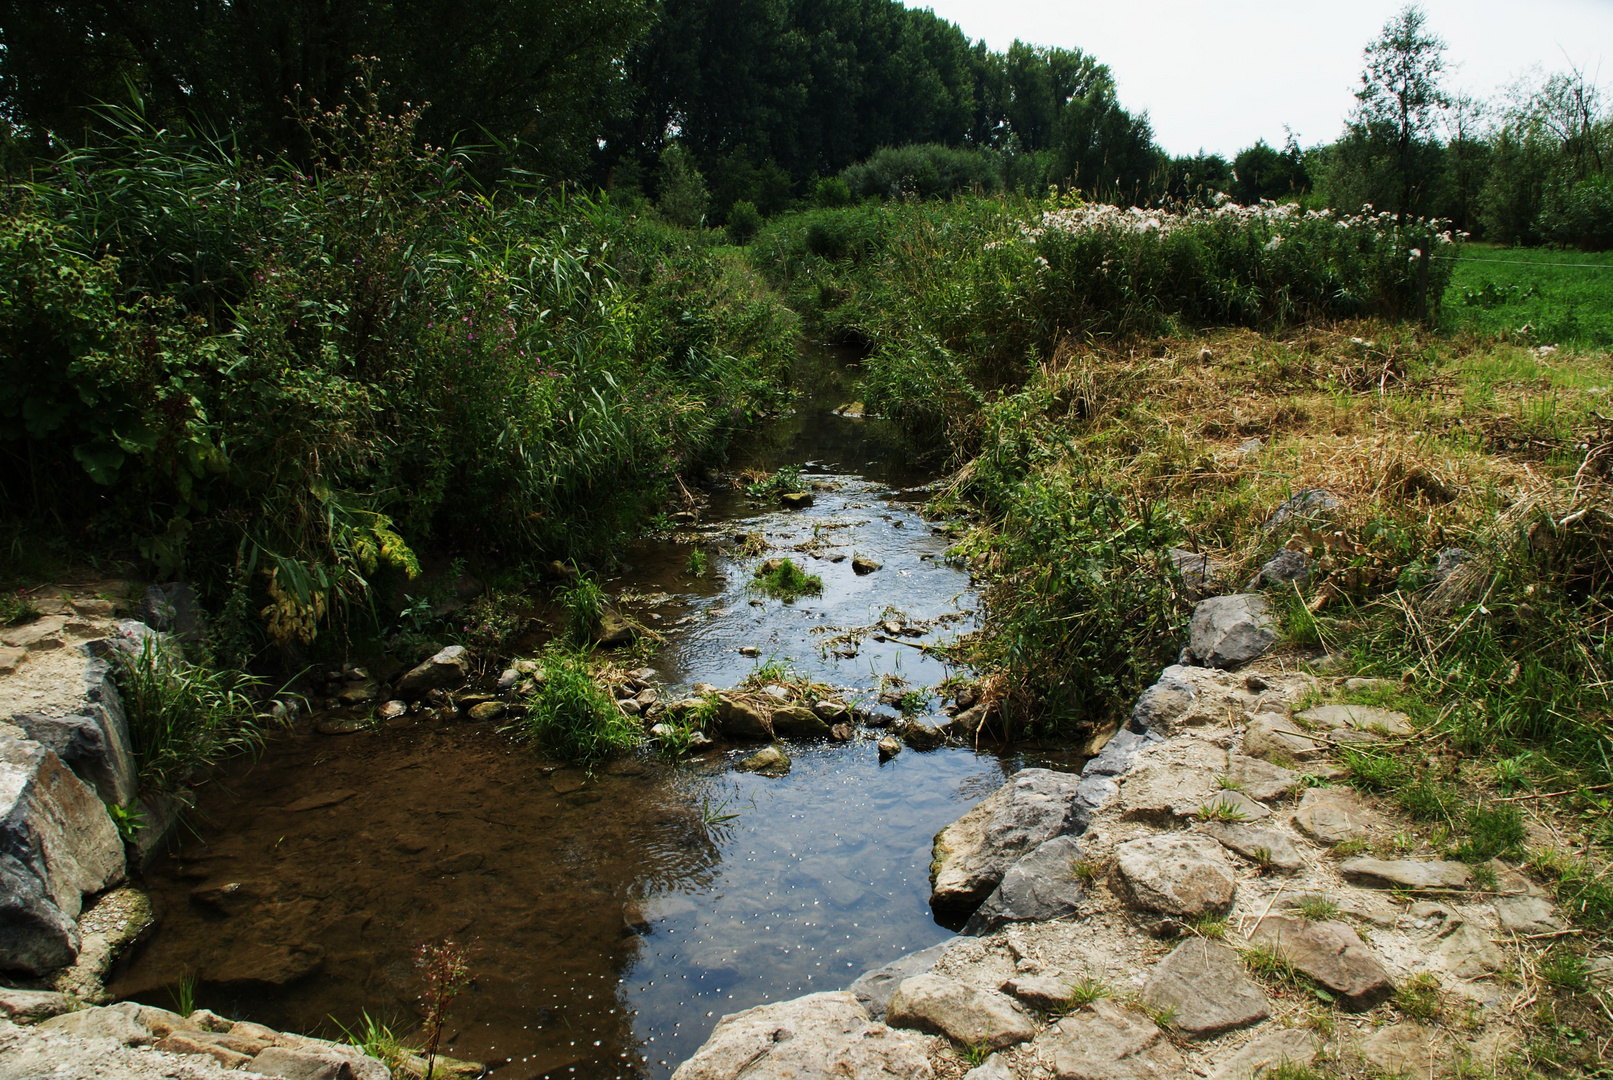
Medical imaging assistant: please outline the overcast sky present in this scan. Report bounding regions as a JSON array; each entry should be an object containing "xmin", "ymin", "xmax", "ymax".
[{"xmin": 920, "ymin": 0, "xmax": 1613, "ymax": 157}]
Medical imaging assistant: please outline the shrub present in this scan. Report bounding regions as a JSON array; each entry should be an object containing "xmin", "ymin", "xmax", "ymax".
[
  {"xmin": 727, "ymin": 200, "xmax": 763, "ymax": 245},
  {"xmin": 841, "ymin": 144, "xmax": 1003, "ymax": 201},
  {"xmin": 812, "ymin": 176, "xmax": 853, "ymax": 207},
  {"xmin": 1538, "ymin": 175, "xmax": 1613, "ymax": 252},
  {"xmin": 518, "ymin": 650, "xmax": 637, "ymax": 765}
]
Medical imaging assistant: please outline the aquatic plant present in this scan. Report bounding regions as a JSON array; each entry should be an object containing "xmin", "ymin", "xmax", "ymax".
[
  {"xmin": 686, "ymin": 547, "xmax": 709, "ymax": 577},
  {"xmin": 555, "ymin": 576, "xmax": 606, "ymax": 644},
  {"xmin": 750, "ymin": 558, "xmax": 823, "ymax": 600},
  {"xmin": 517, "ymin": 649, "xmax": 638, "ymax": 765}
]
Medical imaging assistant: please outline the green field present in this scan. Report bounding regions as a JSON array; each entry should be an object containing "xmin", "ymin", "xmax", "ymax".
[{"xmin": 1442, "ymin": 243, "xmax": 1613, "ymax": 349}]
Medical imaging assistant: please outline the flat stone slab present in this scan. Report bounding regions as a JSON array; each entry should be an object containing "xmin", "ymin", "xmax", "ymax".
[
  {"xmin": 1140, "ymin": 939, "xmax": 1270, "ymax": 1038},
  {"xmin": 930, "ymin": 769, "xmax": 1081, "ymax": 917},
  {"xmin": 1297, "ymin": 705, "xmax": 1413, "ymax": 737},
  {"xmin": 1207, "ymin": 1028, "xmax": 1318, "ymax": 1080},
  {"xmin": 1242, "ymin": 714, "xmax": 1323, "ymax": 762},
  {"xmin": 887, "ymin": 974, "xmax": 1034, "ymax": 1050},
  {"xmin": 1118, "ymin": 740, "xmax": 1225, "ymax": 820},
  {"xmin": 671, "ymin": 992, "xmax": 933, "ymax": 1080},
  {"xmin": 1340, "ymin": 857, "xmax": 1471, "ymax": 890},
  {"xmin": 1186, "ymin": 594, "xmax": 1276, "ymax": 669},
  {"xmin": 850, "ymin": 941, "xmax": 957, "ymax": 1020},
  {"xmin": 1198, "ymin": 822, "xmax": 1305, "ymax": 873},
  {"xmin": 1037, "ymin": 999, "xmax": 1184, "ymax": 1080},
  {"xmin": 1002, "ymin": 975, "xmax": 1075, "ymax": 1010},
  {"xmin": 1494, "ymin": 893, "xmax": 1565, "ymax": 935},
  {"xmin": 1356, "ymin": 1024, "xmax": 1436, "ymax": 1080},
  {"xmin": 1224, "ymin": 755, "xmax": 1296, "ymax": 800},
  {"xmin": 1291, "ymin": 787, "xmax": 1378, "ymax": 845},
  {"xmin": 1114, "ymin": 833, "xmax": 1236, "ymax": 917},
  {"xmin": 1250, "ymin": 916, "xmax": 1395, "ymax": 1010},
  {"xmin": 964, "ymin": 835, "xmax": 1087, "ymax": 935}
]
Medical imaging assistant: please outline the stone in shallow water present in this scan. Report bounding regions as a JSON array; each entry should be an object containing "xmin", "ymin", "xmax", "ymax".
[
  {"xmin": 1035, "ymin": 998, "xmax": 1184, "ymax": 1080},
  {"xmin": 1140, "ymin": 939, "xmax": 1270, "ymax": 1038},
  {"xmin": 670, "ymin": 991, "xmax": 933, "ymax": 1080},
  {"xmin": 886, "ymin": 973, "xmax": 1035, "ymax": 1050},
  {"xmin": 770, "ymin": 705, "xmax": 828, "ymax": 737},
  {"xmin": 737, "ymin": 745, "xmax": 790, "ymax": 776},
  {"xmin": 1113, "ymin": 833, "xmax": 1236, "ymax": 917}
]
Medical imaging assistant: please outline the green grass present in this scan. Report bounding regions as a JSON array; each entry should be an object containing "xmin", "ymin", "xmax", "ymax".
[
  {"xmin": 555, "ymin": 576, "xmax": 607, "ymax": 644},
  {"xmin": 750, "ymin": 558, "xmax": 823, "ymax": 601},
  {"xmin": 114, "ymin": 635, "xmax": 269, "ymax": 799},
  {"xmin": 1442, "ymin": 244, "xmax": 1613, "ymax": 348},
  {"xmin": 516, "ymin": 649, "xmax": 638, "ymax": 766},
  {"xmin": 0, "ymin": 589, "xmax": 39, "ymax": 626}
]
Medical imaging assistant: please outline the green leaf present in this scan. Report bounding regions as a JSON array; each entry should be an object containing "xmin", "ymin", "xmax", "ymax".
[{"xmin": 73, "ymin": 441, "xmax": 126, "ymax": 485}]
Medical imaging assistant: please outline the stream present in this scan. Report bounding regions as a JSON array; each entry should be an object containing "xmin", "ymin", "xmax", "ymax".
[{"xmin": 110, "ymin": 341, "xmax": 1083, "ymax": 1079}]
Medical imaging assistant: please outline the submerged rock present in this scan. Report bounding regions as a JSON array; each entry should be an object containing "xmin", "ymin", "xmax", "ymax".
[{"xmin": 737, "ymin": 746, "xmax": 790, "ymax": 776}]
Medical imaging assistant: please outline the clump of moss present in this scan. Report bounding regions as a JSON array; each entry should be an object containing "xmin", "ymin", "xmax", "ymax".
[{"xmin": 751, "ymin": 558, "xmax": 823, "ymax": 601}]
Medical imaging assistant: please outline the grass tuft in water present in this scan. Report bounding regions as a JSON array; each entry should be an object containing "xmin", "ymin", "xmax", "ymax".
[
  {"xmin": 555, "ymin": 575, "xmax": 606, "ymax": 644},
  {"xmin": 750, "ymin": 558, "xmax": 823, "ymax": 600},
  {"xmin": 516, "ymin": 649, "xmax": 637, "ymax": 766}
]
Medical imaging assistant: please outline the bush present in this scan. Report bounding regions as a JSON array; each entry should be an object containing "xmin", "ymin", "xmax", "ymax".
[
  {"xmin": 812, "ymin": 176, "xmax": 852, "ymax": 208},
  {"xmin": 841, "ymin": 144, "xmax": 1003, "ymax": 201},
  {"xmin": 0, "ymin": 95, "xmax": 793, "ymax": 650},
  {"xmin": 727, "ymin": 199, "xmax": 763, "ymax": 245},
  {"xmin": 519, "ymin": 650, "xmax": 637, "ymax": 765},
  {"xmin": 1538, "ymin": 175, "xmax": 1613, "ymax": 251}
]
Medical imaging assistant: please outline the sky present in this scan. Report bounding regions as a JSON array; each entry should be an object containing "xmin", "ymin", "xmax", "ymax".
[{"xmin": 920, "ymin": 0, "xmax": 1613, "ymax": 158}]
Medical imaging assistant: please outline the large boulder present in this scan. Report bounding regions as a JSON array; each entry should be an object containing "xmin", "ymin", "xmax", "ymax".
[
  {"xmin": 1184, "ymin": 595, "xmax": 1276, "ymax": 670},
  {"xmin": 10, "ymin": 653, "xmax": 137, "ymax": 808},
  {"xmin": 770, "ymin": 705, "xmax": 829, "ymax": 737},
  {"xmin": 929, "ymin": 769, "xmax": 1082, "ymax": 917},
  {"xmin": 395, "ymin": 646, "xmax": 469, "ymax": 697},
  {"xmin": 670, "ymin": 991, "xmax": 933, "ymax": 1080},
  {"xmin": 717, "ymin": 696, "xmax": 773, "ymax": 740},
  {"xmin": 0, "ymin": 736, "xmax": 125, "ymax": 975},
  {"xmin": 964, "ymin": 835, "xmax": 1087, "ymax": 935},
  {"xmin": 1129, "ymin": 669, "xmax": 1197, "ymax": 735},
  {"xmin": 886, "ymin": 974, "xmax": 1035, "ymax": 1050}
]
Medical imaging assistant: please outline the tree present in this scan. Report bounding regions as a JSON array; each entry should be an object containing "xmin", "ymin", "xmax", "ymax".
[
  {"xmin": 656, "ymin": 144, "xmax": 709, "ymax": 227},
  {"xmin": 1348, "ymin": 4, "xmax": 1449, "ymax": 215}
]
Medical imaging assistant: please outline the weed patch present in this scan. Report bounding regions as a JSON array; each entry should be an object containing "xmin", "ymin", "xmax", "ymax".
[
  {"xmin": 516, "ymin": 649, "xmax": 637, "ymax": 766},
  {"xmin": 751, "ymin": 558, "xmax": 823, "ymax": 601}
]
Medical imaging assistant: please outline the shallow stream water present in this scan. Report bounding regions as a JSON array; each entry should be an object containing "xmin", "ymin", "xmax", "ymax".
[{"xmin": 112, "ymin": 342, "xmax": 1081, "ymax": 1079}]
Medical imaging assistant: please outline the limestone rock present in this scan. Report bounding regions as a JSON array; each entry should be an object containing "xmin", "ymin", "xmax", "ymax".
[
  {"xmin": 1296, "ymin": 705, "xmax": 1413, "ymax": 737},
  {"xmin": 1292, "ymin": 787, "xmax": 1378, "ymax": 845},
  {"xmin": 770, "ymin": 705, "xmax": 828, "ymax": 737},
  {"xmin": 929, "ymin": 769, "xmax": 1082, "ymax": 917},
  {"xmin": 1207, "ymin": 1028, "xmax": 1318, "ymax": 1080},
  {"xmin": 1356, "ymin": 1024, "xmax": 1435, "ymax": 1080},
  {"xmin": 1249, "ymin": 550, "xmax": 1312, "ymax": 589},
  {"xmin": 737, "ymin": 746, "xmax": 790, "ymax": 776},
  {"xmin": 11, "ymin": 654, "xmax": 137, "ymax": 806},
  {"xmin": 0, "ymin": 987, "xmax": 73, "ymax": 1023},
  {"xmin": 1432, "ymin": 919, "xmax": 1506, "ymax": 979},
  {"xmin": 1002, "ymin": 975, "xmax": 1074, "ymax": 1010},
  {"xmin": 717, "ymin": 696, "xmax": 772, "ymax": 740},
  {"xmin": 1083, "ymin": 728, "xmax": 1149, "ymax": 778},
  {"xmin": 1198, "ymin": 822, "xmax": 1305, "ymax": 873},
  {"xmin": 1140, "ymin": 939, "xmax": 1270, "ymax": 1038},
  {"xmin": 1494, "ymin": 893, "xmax": 1565, "ymax": 935},
  {"xmin": 964, "ymin": 835, "xmax": 1087, "ymax": 934},
  {"xmin": 1224, "ymin": 755, "xmax": 1296, "ymax": 800},
  {"xmin": 1130, "ymin": 669, "xmax": 1197, "ymax": 735},
  {"xmin": 886, "ymin": 974, "xmax": 1034, "ymax": 1050},
  {"xmin": 0, "ymin": 735, "xmax": 125, "ymax": 975},
  {"xmin": 849, "ymin": 941, "xmax": 957, "ymax": 1020},
  {"xmin": 1249, "ymin": 916, "xmax": 1394, "ymax": 1010},
  {"xmin": 1118, "ymin": 740, "xmax": 1224, "ymax": 821},
  {"xmin": 155, "ymin": 1033, "xmax": 252, "ymax": 1069},
  {"xmin": 1339, "ymin": 858, "xmax": 1471, "ymax": 891},
  {"xmin": 1113, "ymin": 833, "xmax": 1236, "ymax": 917},
  {"xmin": 1168, "ymin": 548, "xmax": 1228, "ymax": 601},
  {"xmin": 1196, "ymin": 789, "xmax": 1272, "ymax": 822},
  {"xmin": 1037, "ymin": 999, "xmax": 1184, "ymax": 1080},
  {"xmin": 39, "ymin": 1004, "xmax": 156, "ymax": 1045},
  {"xmin": 670, "ymin": 991, "xmax": 933, "ymax": 1080},
  {"xmin": 1185, "ymin": 594, "xmax": 1276, "ymax": 669},
  {"xmin": 963, "ymin": 1053, "xmax": 1015, "ymax": 1080},
  {"xmin": 1242, "ymin": 715, "xmax": 1323, "ymax": 762},
  {"xmin": 395, "ymin": 645, "xmax": 469, "ymax": 696}
]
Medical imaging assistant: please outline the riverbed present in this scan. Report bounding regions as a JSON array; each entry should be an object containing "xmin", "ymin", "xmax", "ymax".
[{"xmin": 112, "ymin": 342, "xmax": 1081, "ymax": 1079}]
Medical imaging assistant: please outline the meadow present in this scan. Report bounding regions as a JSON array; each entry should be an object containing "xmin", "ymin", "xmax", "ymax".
[{"xmin": 1443, "ymin": 243, "xmax": 1613, "ymax": 348}]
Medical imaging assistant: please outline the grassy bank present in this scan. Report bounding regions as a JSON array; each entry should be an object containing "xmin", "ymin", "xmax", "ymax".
[{"xmin": 0, "ymin": 99, "xmax": 795, "ymax": 659}]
